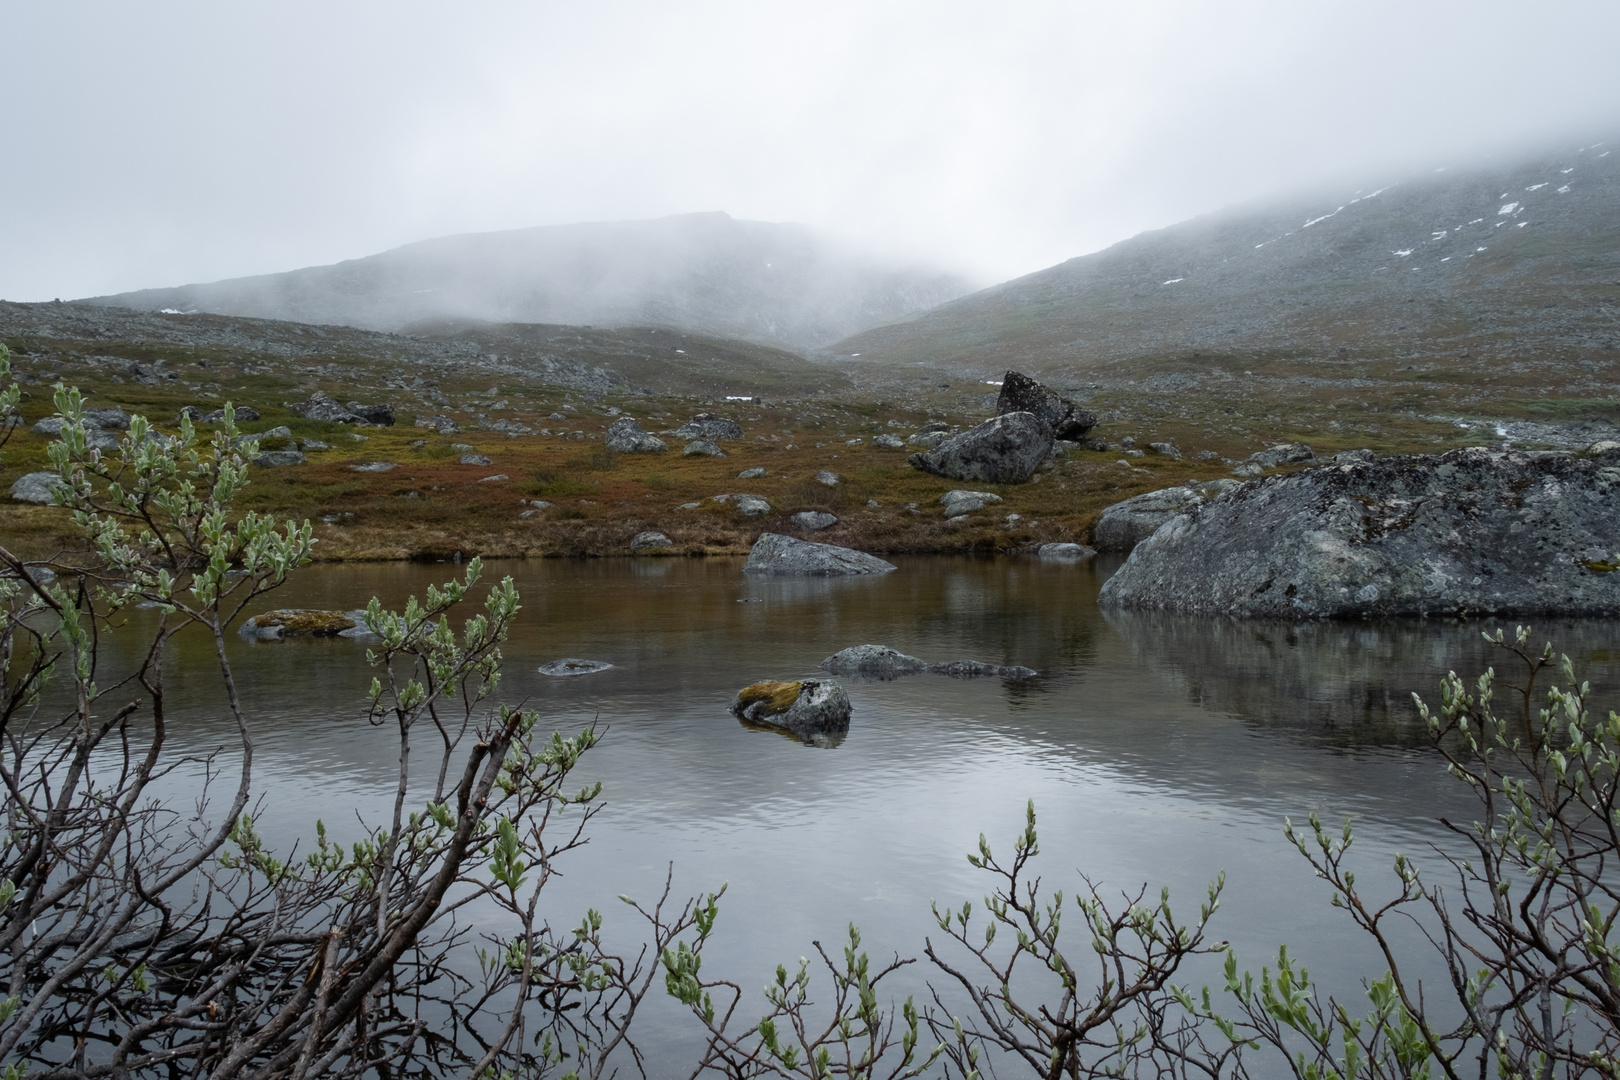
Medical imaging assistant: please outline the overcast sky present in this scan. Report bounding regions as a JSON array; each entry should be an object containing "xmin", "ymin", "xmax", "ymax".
[{"xmin": 3, "ymin": 0, "xmax": 1617, "ymax": 301}]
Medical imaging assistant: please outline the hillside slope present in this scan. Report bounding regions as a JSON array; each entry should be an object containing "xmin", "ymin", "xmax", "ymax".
[
  {"xmin": 82, "ymin": 213, "xmax": 973, "ymax": 352},
  {"xmin": 826, "ymin": 140, "xmax": 1620, "ymax": 381}
]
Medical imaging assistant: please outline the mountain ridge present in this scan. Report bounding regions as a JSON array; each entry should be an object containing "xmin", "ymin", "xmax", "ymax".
[
  {"xmin": 823, "ymin": 139, "xmax": 1620, "ymax": 382},
  {"xmin": 82, "ymin": 212, "xmax": 976, "ymax": 353}
]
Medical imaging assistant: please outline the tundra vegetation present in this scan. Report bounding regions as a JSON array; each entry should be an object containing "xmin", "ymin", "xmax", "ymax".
[
  {"xmin": 4, "ymin": 348, "xmax": 1620, "ymax": 1078},
  {"xmin": 3, "ymin": 300, "xmax": 1591, "ymax": 564}
]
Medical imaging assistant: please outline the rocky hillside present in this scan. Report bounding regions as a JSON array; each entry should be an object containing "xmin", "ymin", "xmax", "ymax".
[
  {"xmin": 82, "ymin": 213, "xmax": 974, "ymax": 352},
  {"xmin": 825, "ymin": 139, "xmax": 1620, "ymax": 381},
  {"xmin": 0, "ymin": 301, "xmax": 852, "ymax": 400}
]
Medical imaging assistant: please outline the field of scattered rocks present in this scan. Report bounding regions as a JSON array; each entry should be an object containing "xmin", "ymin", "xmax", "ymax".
[{"xmin": 4, "ymin": 300, "xmax": 1615, "ymax": 563}]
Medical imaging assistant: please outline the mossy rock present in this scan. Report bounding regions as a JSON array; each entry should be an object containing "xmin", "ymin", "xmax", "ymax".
[
  {"xmin": 733, "ymin": 680, "xmax": 804, "ymax": 716},
  {"xmin": 240, "ymin": 609, "xmax": 358, "ymax": 639}
]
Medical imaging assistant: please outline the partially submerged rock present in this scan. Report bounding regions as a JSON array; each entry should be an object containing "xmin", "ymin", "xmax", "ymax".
[
  {"xmin": 538, "ymin": 658, "xmax": 614, "ymax": 676},
  {"xmin": 819, "ymin": 644, "xmax": 1036, "ymax": 680},
  {"xmin": 605, "ymin": 417, "xmax": 668, "ymax": 453},
  {"xmin": 239, "ymin": 609, "xmax": 371, "ymax": 640},
  {"xmin": 1093, "ymin": 480, "xmax": 1238, "ymax": 552},
  {"xmin": 1033, "ymin": 542, "xmax": 1096, "ymax": 560},
  {"xmin": 995, "ymin": 371, "xmax": 1097, "ymax": 440},
  {"xmin": 9, "ymin": 471, "xmax": 63, "ymax": 504},
  {"xmin": 730, "ymin": 679, "xmax": 851, "ymax": 746},
  {"xmin": 743, "ymin": 533, "xmax": 895, "ymax": 576},
  {"xmin": 673, "ymin": 414, "xmax": 744, "ymax": 441},
  {"xmin": 909, "ymin": 412, "xmax": 1053, "ymax": 484},
  {"xmin": 1099, "ymin": 448, "xmax": 1620, "ymax": 618}
]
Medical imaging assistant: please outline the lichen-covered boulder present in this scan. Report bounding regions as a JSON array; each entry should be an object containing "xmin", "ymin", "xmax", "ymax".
[
  {"xmin": 730, "ymin": 679, "xmax": 851, "ymax": 745},
  {"xmin": 743, "ymin": 533, "xmax": 895, "ymax": 576},
  {"xmin": 1093, "ymin": 481, "xmax": 1238, "ymax": 552},
  {"xmin": 605, "ymin": 417, "xmax": 668, "ymax": 453},
  {"xmin": 909, "ymin": 412, "xmax": 1053, "ymax": 484},
  {"xmin": 9, "ymin": 471, "xmax": 63, "ymax": 504},
  {"xmin": 1248, "ymin": 442, "xmax": 1315, "ymax": 468},
  {"xmin": 995, "ymin": 371, "xmax": 1097, "ymax": 440},
  {"xmin": 673, "ymin": 414, "xmax": 744, "ymax": 441},
  {"xmin": 1099, "ymin": 448, "xmax": 1620, "ymax": 618}
]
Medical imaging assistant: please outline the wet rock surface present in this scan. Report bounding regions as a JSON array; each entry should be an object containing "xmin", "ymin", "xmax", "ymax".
[
  {"xmin": 1099, "ymin": 448, "xmax": 1620, "ymax": 618},
  {"xmin": 909, "ymin": 411, "xmax": 1053, "ymax": 484},
  {"xmin": 994, "ymin": 370, "xmax": 1097, "ymax": 440},
  {"xmin": 819, "ymin": 643, "xmax": 1036, "ymax": 680},
  {"xmin": 743, "ymin": 533, "xmax": 896, "ymax": 576},
  {"xmin": 538, "ymin": 658, "xmax": 615, "ymax": 676},
  {"xmin": 730, "ymin": 679, "xmax": 851, "ymax": 746}
]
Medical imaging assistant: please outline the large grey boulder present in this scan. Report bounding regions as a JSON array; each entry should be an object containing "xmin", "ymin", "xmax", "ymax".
[
  {"xmin": 995, "ymin": 371, "xmax": 1097, "ymax": 440},
  {"xmin": 743, "ymin": 533, "xmax": 896, "ymax": 576},
  {"xmin": 10, "ymin": 471, "xmax": 63, "ymax": 504},
  {"xmin": 673, "ymin": 414, "xmax": 744, "ymax": 441},
  {"xmin": 909, "ymin": 412, "xmax": 1053, "ymax": 484},
  {"xmin": 1099, "ymin": 448, "xmax": 1620, "ymax": 618},
  {"xmin": 730, "ymin": 679, "xmax": 851, "ymax": 746},
  {"xmin": 605, "ymin": 417, "xmax": 668, "ymax": 453},
  {"xmin": 1093, "ymin": 480, "xmax": 1238, "ymax": 552}
]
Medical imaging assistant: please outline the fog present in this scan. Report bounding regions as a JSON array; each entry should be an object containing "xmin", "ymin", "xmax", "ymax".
[{"xmin": 3, "ymin": 0, "xmax": 1617, "ymax": 302}]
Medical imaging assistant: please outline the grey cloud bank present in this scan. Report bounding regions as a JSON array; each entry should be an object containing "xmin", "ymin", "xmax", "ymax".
[{"xmin": 3, "ymin": 0, "xmax": 1619, "ymax": 302}]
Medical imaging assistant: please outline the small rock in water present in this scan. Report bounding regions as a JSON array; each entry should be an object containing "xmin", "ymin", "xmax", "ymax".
[
  {"xmin": 819, "ymin": 644, "xmax": 1036, "ymax": 681},
  {"xmin": 238, "ymin": 609, "xmax": 368, "ymax": 641},
  {"xmin": 1034, "ymin": 542, "xmax": 1096, "ymax": 560},
  {"xmin": 538, "ymin": 658, "xmax": 615, "ymax": 677},
  {"xmin": 730, "ymin": 679, "xmax": 850, "ymax": 747},
  {"xmin": 743, "ymin": 533, "xmax": 895, "ymax": 576}
]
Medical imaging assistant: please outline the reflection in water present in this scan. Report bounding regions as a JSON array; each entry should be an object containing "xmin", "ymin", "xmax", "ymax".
[
  {"xmin": 65, "ymin": 554, "xmax": 1620, "ymax": 1072},
  {"xmin": 1103, "ymin": 608, "xmax": 1620, "ymax": 747}
]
